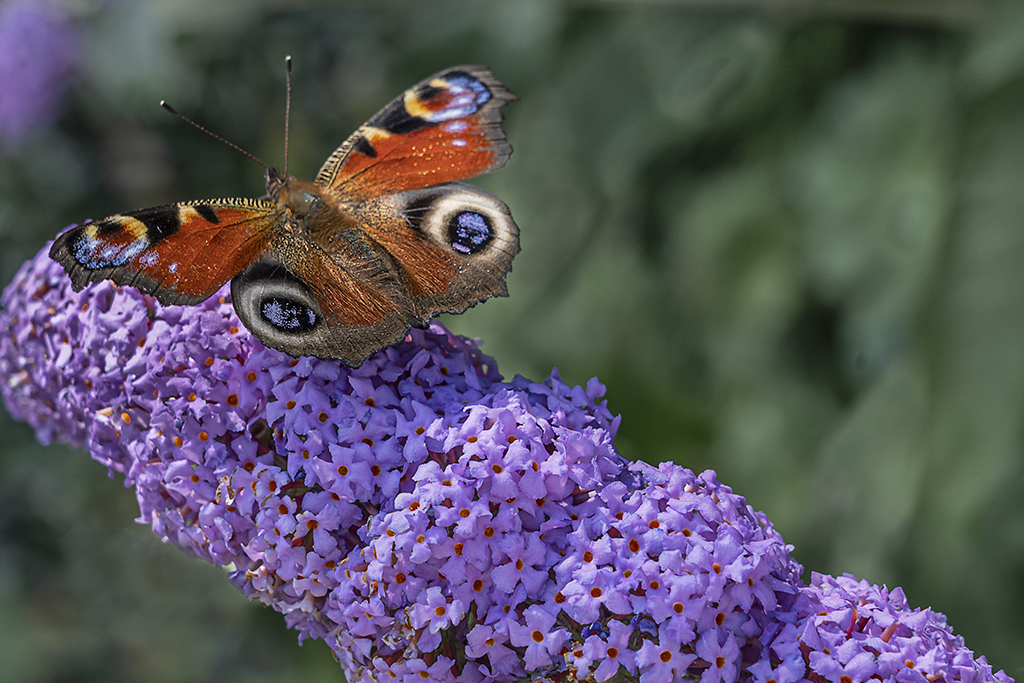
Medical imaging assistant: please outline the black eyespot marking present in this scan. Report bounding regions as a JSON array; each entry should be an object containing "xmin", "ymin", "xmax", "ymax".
[
  {"xmin": 417, "ymin": 84, "xmax": 444, "ymax": 103},
  {"xmin": 376, "ymin": 99, "xmax": 431, "ymax": 135},
  {"xmin": 352, "ymin": 136, "xmax": 378, "ymax": 158},
  {"xmin": 135, "ymin": 205, "xmax": 182, "ymax": 241},
  {"xmin": 193, "ymin": 203, "xmax": 220, "ymax": 224},
  {"xmin": 96, "ymin": 220, "xmax": 127, "ymax": 236},
  {"xmin": 448, "ymin": 211, "xmax": 492, "ymax": 254},
  {"xmin": 261, "ymin": 297, "xmax": 318, "ymax": 333}
]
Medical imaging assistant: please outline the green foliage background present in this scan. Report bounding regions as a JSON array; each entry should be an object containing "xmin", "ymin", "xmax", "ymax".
[{"xmin": 2, "ymin": 0, "xmax": 1023, "ymax": 680}]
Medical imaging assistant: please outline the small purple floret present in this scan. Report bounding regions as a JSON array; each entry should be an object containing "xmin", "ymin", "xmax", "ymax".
[{"xmin": 0, "ymin": 243, "xmax": 1012, "ymax": 683}]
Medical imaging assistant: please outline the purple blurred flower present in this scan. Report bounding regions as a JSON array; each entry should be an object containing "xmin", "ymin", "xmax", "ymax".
[
  {"xmin": 0, "ymin": 1, "xmax": 78, "ymax": 146},
  {"xmin": 0, "ymin": 242, "xmax": 1013, "ymax": 683}
]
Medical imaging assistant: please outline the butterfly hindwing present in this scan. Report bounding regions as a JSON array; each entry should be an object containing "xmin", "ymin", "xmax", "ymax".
[
  {"xmin": 231, "ymin": 226, "xmax": 422, "ymax": 365},
  {"xmin": 50, "ymin": 199, "xmax": 277, "ymax": 305},
  {"xmin": 315, "ymin": 65, "xmax": 515, "ymax": 200},
  {"xmin": 229, "ymin": 183, "xmax": 518, "ymax": 366},
  {"xmin": 352, "ymin": 183, "xmax": 520, "ymax": 321}
]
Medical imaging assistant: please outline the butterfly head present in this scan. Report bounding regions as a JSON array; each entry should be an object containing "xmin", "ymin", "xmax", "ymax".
[
  {"xmin": 265, "ymin": 166, "xmax": 302, "ymax": 207},
  {"xmin": 266, "ymin": 168, "xmax": 330, "ymax": 222}
]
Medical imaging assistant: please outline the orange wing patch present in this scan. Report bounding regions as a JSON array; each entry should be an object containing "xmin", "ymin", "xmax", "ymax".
[
  {"xmin": 50, "ymin": 200, "xmax": 277, "ymax": 305},
  {"xmin": 315, "ymin": 65, "xmax": 515, "ymax": 200}
]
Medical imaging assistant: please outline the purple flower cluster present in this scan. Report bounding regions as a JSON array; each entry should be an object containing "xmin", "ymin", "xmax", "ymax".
[
  {"xmin": 1, "ymin": 243, "xmax": 1012, "ymax": 683},
  {"xmin": 0, "ymin": 1, "xmax": 78, "ymax": 146}
]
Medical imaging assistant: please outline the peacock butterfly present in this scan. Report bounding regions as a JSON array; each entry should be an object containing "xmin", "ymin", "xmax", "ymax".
[{"xmin": 49, "ymin": 63, "xmax": 519, "ymax": 366}]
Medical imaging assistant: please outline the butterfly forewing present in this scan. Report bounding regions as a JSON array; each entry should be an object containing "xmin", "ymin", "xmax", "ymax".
[
  {"xmin": 315, "ymin": 65, "xmax": 515, "ymax": 200},
  {"xmin": 50, "ymin": 200, "xmax": 277, "ymax": 305}
]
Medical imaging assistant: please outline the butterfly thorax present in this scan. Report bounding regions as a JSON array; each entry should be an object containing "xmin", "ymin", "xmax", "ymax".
[{"xmin": 266, "ymin": 169, "xmax": 353, "ymax": 243}]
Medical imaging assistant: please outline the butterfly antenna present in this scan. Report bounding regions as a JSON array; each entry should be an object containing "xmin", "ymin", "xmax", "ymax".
[
  {"xmin": 284, "ymin": 55, "xmax": 292, "ymax": 177},
  {"xmin": 159, "ymin": 100, "xmax": 271, "ymax": 171}
]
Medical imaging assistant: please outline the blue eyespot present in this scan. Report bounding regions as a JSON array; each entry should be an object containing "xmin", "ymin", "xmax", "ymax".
[
  {"xmin": 261, "ymin": 298, "xmax": 318, "ymax": 332},
  {"xmin": 71, "ymin": 230, "xmax": 149, "ymax": 269},
  {"xmin": 423, "ymin": 75, "xmax": 491, "ymax": 123},
  {"xmin": 448, "ymin": 211, "xmax": 492, "ymax": 254}
]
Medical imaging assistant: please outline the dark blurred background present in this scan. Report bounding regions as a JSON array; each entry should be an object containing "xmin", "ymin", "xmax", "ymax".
[{"xmin": 2, "ymin": 0, "xmax": 1023, "ymax": 680}]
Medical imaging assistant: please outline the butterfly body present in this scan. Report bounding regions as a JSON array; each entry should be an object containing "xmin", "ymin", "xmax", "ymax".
[{"xmin": 50, "ymin": 65, "xmax": 518, "ymax": 366}]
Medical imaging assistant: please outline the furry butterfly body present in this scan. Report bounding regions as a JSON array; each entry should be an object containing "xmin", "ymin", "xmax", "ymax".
[{"xmin": 50, "ymin": 65, "xmax": 519, "ymax": 366}]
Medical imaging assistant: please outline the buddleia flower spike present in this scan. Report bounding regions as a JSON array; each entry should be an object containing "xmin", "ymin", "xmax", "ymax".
[{"xmin": 1, "ymin": 244, "xmax": 1012, "ymax": 683}]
